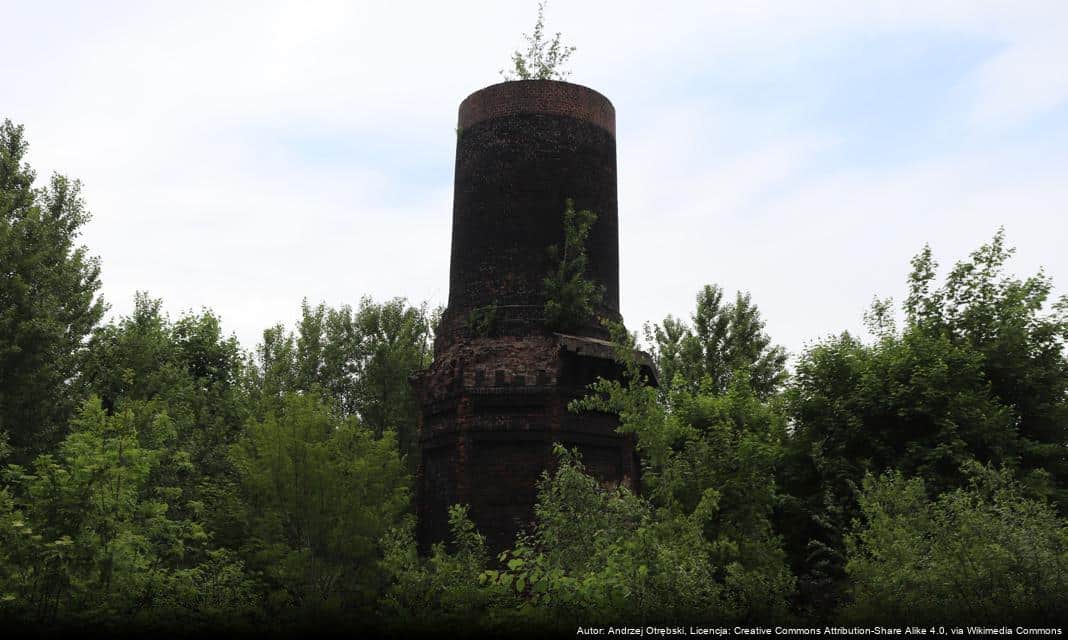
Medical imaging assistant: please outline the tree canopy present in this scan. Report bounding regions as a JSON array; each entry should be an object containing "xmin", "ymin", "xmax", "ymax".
[{"xmin": 0, "ymin": 119, "xmax": 104, "ymax": 459}]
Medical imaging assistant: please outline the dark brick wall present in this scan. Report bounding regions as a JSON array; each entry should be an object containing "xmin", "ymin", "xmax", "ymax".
[
  {"xmin": 416, "ymin": 334, "xmax": 640, "ymax": 552},
  {"xmin": 458, "ymin": 80, "xmax": 615, "ymax": 136},
  {"xmin": 444, "ymin": 81, "xmax": 620, "ymax": 352},
  {"xmin": 416, "ymin": 81, "xmax": 640, "ymax": 554}
]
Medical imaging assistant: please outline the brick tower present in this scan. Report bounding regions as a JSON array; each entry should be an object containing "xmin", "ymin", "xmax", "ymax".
[{"xmin": 414, "ymin": 80, "xmax": 649, "ymax": 552}]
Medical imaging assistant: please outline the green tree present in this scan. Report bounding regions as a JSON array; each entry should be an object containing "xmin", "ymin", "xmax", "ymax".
[
  {"xmin": 230, "ymin": 392, "xmax": 409, "ymax": 625},
  {"xmin": 480, "ymin": 436, "xmax": 793, "ymax": 629},
  {"xmin": 483, "ymin": 446, "xmax": 725, "ymax": 629},
  {"xmin": 501, "ymin": 1, "xmax": 576, "ymax": 81},
  {"xmin": 0, "ymin": 397, "xmax": 257, "ymax": 630},
  {"xmin": 564, "ymin": 324, "xmax": 795, "ymax": 623},
  {"xmin": 645, "ymin": 284, "xmax": 787, "ymax": 400},
  {"xmin": 905, "ymin": 229, "xmax": 1068, "ymax": 508},
  {"xmin": 350, "ymin": 298, "xmax": 434, "ymax": 453},
  {"xmin": 379, "ymin": 506, "xmax": 513, "ymax": 635},
  {"xmin": 0, "ymin": 120, "xmax": 104, "ymax": 457},
  {"xmin": 250, "ymin": 297, "xmax": 433, "ymax": 466},
  {"xmin": 78, "ymin": 293, "xmax": 251, "ymax": 550},
  {"xmin": 843, "ymin": 463, "xmax": 1068, "ymax": 624},
  {"xmin": 778, "ymin": 231, "xmax": 1068, "ymax": 617},
  {"xmin": 543, "ymin": 199, "xmax": 604, "ymax": 333},
  {"xmin": 778, "ymin": 325, "xmax": 1019, "ymax": 615}
]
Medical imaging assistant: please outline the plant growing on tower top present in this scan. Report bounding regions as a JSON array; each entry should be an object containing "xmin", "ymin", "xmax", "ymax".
[{"xmin": 500, "ymin": 1, "xmax": 577, "ymax": 81}]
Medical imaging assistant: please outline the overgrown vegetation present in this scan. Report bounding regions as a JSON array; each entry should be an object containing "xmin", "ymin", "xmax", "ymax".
[
  {"xmin": 0, "ymin": 119, "xmax": 104, "ymax": 461},
  {"xmin": 2, "ymin": 119, "xmax": 1067, "ymax": 633},
  {"xmin": 543, "ymin": 198, "xmax": 604, "ymax": 333},
  {"xmin": 501, "ymin": 1, "xmax": 577, "ymax": 82},
  {"xmin": 842, "ymin": 463, "xmax": 1068, "ymax": 625},
  {"xmin": 645, "ymin": 284, "xmax": 788, "ymax": 400},
  {"xmin": 466, "ymin": 302, "xmax": 500, "ymax": 338}
]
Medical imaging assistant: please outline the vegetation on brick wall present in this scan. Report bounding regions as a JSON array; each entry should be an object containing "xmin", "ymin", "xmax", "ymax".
[
  {"xmin": 466, "ymin": 302, "xmax": 501, "ymax": 338},
  {"xmin": 543, "ymin": 198, "xmax": 604, "ymax": 333}
]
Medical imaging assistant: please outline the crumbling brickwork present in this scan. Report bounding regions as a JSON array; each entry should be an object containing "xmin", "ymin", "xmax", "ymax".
[{"xmin": 415, "ymin": 80, "xmax": 647, "ymax": 553}]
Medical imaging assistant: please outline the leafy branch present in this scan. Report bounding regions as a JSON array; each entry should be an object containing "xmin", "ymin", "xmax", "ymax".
[
  {"xmin": 501, "ymin": 1, "xmax": 576, "ymax": 81},
  {"xmin": 466, "ymin": 302, "xmax": 500, "ymax": 338},
  {"xmin": 543, "ymin": 199, "xmax": 603, "ymax": 332}
]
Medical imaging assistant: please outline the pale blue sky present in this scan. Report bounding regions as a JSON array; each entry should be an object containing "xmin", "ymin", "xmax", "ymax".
[{"xmin": 2, "ymin": 1, "xmax": 1066, "ymax": 357}]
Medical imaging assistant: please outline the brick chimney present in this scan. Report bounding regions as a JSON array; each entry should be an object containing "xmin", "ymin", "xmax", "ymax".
[{"xmin": 415, "ymin": 80, "xmax": 648, "ymax": 552}]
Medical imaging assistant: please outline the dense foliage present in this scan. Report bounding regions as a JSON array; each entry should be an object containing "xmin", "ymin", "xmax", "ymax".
[
  {"xmin": 645, "ymin": 284, "xmax": 788, "ymax": 399},
  {"xmin": 0, "ymin": 119, "xmax": 104, "ymax": 459},
  {"xmin": 2, "ymin": 121, "xmax": 1066, "ymax": 633},
  {"xmin": 777, "ymin": 231, "xmax": 1068, "ymax": 616},
  {"xmin": 843, "ymin": 463, "xmax": 1067, "ymax": 625}
]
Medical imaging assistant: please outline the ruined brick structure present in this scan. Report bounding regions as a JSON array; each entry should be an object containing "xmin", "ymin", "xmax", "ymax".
[{"xmin": 414, "ymin": 80, "xmax": 650, "ymax": 552}]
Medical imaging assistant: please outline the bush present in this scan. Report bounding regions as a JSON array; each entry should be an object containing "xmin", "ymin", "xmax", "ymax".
[{"xmin": 843, "ymin": 462, "xmax": 1068, "ymax": 625}]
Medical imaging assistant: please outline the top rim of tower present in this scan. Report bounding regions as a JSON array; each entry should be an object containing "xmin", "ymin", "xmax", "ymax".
[{"xmin": 457, "ymin": 80, "xmax": 615, "ymax": 136}]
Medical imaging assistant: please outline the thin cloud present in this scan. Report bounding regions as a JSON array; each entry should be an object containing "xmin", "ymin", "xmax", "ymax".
[{"xmin": 3, "ymin": 1, "xmax": 1065, "ymax": 356}]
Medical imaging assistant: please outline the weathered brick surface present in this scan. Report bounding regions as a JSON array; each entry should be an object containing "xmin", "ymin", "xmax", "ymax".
[
  {"xmin": 416, "ymin": 81, "xmax": 640, "ymax": 553},
  {"xmin": 443, "ymin": 81, "xmax": 621, "ymax": 353},
  {"xmin": 458, "ymin": 80, "xmax": 615, "ymax": 136},
  {"xmin": 415, "ymin": 334, "xmax": 640, "ymax": 551}
]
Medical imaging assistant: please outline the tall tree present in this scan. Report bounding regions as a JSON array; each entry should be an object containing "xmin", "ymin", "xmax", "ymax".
[
  {"xmin": 78, "ymin": 293, "xmax": 251, "ymax": 550},
  {"xmin": 905, "ymin": 230, "xmax": 1068, "ymax": 508},
  {"xmin": 230, "ymin": 392, "xmax": 409, "ymax": 625},
  {"xmin": 778, "ymin": 231, "xmax": 1068, "ymax": 617},
  {"xmin": 0, "ymin": 120, "xmax": 104, "ymax": 457},
  {"xmin": 645, "ymin": 284, "xmax": 787, "ymax": 400},
  {"xmin": 251, "ymin": 297, "xmax": 433, "ymax": 466}
]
